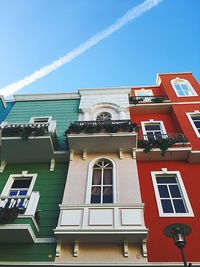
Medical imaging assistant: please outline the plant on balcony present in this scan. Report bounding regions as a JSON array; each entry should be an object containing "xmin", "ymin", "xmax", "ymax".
[
  {"xmin": 138, "ymin": 137, "xmax": 178, "ymax": 156},
  {"xmin": 65, "ymin": 121, "xmax": 139, "ymax": 135},
  {"xmin": 129, "ymin": 97, "xmax": 144, "ymax": 104},
  {"xmin": 0, "ymin": 204, "xmax": 25, "ymax": 224},
  {"xmin": 151, "ymin": 97, "xmax": 166, "ymax": 103},
  {"xmin": 2, "ymin": 125, "xmax": 48, "ymax": 141}
]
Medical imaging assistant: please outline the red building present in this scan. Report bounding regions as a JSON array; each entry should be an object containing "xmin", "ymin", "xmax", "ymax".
[{"xmin": 130, "ymin": 72, "xmax": 200, "ymax": 264}]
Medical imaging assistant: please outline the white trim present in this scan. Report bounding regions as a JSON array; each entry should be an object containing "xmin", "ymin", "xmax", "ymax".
[
  {"xmin": 0, "ymin": 261, "xmax": 54, "ymax": 266},
  {"xmin": 0, "ymin": 95, "xmax": 7, "ymax": 108},
  {"xmin": 54, "ymin": 262, "xmax": 200, "ymax": 266},
  {"xmin": 135, "ymin": 89, "xmax": 153, "ymax": 96},
  {"xmin": 85, "ymin": 157, "xmax": 117, "ymax": 204},
  {"xmin": 186, "ymin": 112, "xmax": 200, "ymax": 138},
  {"xmin": 171, "ymin": 78, "xmax": 197, "ymax": 97},
  {"xmin": 29, "ymin": 116, "xmax": 52, "ymax": 124},
  {"xmin": 35, "ymin": 237, "xmax": 56, "ymax": 243},
  {"xmin": 14, "ymin": 93, "xmax": 80, "ymax": 101},
  {"xmin": 1, "ymin": 171, "xmax": 37, "ymax": 196},
  {"xmin": 151, "ymin": 170, "xmax": 194, "ymax": 217},
  {"xmin": 1, "ymin": 261, "xmax": 199, "ymax": 266}
]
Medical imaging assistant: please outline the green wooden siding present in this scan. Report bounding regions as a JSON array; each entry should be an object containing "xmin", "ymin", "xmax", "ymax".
[
  {"xmin": 0, "ymin": 162, "xmax": 68, "ymax": 262},
  {"xmin": 0, "ymin": 243, "xmax": 56, "ymax": 262},
  {"xmin": 0, "ymin": 162, "xmax": 67, "ymax": 238},
  {"xmin": 5, "ymin": 99, "xmax": 80, "ymax": 150}
]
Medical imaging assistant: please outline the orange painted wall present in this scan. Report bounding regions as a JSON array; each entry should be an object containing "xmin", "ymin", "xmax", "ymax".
[
  {"xmin": 137, "ymin": 161, "xmax": 200, "ymax": 262},
  {"xmin": 172, "ymin": 104, "xmax": 200, "ymax": 150},
  {"xmin": 158, "ymin": 73, "xmax": 200, "ymax": 102}
]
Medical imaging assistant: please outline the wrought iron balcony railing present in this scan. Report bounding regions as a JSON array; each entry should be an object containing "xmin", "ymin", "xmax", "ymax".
[
  {"xmin": 137, "ymin": 133, "xmax": 188, "ymax": 154},
  {"xmin": 1, "ymin": 121, "xmax": 56, "ymax": 141},
  {"xmin": 66, "ymin": 120, "xmax": 139, "ymax": 135},
  {"xmin": 129, "ymin": 96, "xmax": 168, "ymax": 104}
]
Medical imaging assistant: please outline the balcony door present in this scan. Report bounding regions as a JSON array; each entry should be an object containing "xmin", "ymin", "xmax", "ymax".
[{"xmin": 141, "ymin": 121, "xmax": 167, "ymax": 140}]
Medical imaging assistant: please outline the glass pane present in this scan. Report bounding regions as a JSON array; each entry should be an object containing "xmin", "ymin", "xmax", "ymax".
[
  {"xmin": 103, "ymin": 187, "xmax": 113, "ymax": 203},
  {"xmin": 19, "ymin": 190, "xmax": 28, "ymax": 196},
  {"xmin": 92, "ymin": 169, "xmax": 101, "ymax": 185},
  {"xmin": 91, "ymin": 187, "xmax": 101, "ymax": 203},
  {"xmin": 9, "ymin": 191, "xmax": 17, "ymax": 196},
  {"xmin": 11, "ymin": 179, "xmax": 31, "ymax": 189},
  {"xmin": 145, "ymin": 125, "xmax": 161, "ymax": 131},
  {"xmin": 181, "ymin": 84, "xmax": 189, "ymax": 91},
  {"xmin": 91, "ymin": 186, "xmax": 101, "ymax": 195},
  {"xmin": 169, "ymin": 185, "xmax": 181, "ymax": 198},
  {"xmin": 193, "ymin": 121, "xmax": 200, "ymax": 128},
  {"xmin": 177, "ymin": 90, "xmax": 185, "ymax": 96},
  {"xmin": 192, "ymin": 116, "xmax": 200, "ymax": 121},
  {"xmin": 161, "ymin": 199, "xmax": 174, "ymax": 213},
  {"xmin": 103, "ymin": 194, "xmax": 113, "ymax": 203},
  {"xmin": 156, "ymin": 177, "xmax": 177, "ymax": 184},
  {"xmin": 173, "ymin": 199, "xmax": 187, "ymax": 213},
  {"xmin": 158, "ymin": 185, "xmax": 169, "ymax": 198},
  {"xmin": 103, "ymin": 169, "xmax": 112, "ymax": 185},
  {"xmin": 91, "ymin": 195, "xmax": 101, "ymax": 203},
  {"xmin": 155, "ymin": 132, "xmax": 163, "ymax": 139}
]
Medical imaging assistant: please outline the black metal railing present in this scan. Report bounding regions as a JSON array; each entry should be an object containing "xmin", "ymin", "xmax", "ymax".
[
  {"xmin": 137, "ymin": 133, "xmax": 188, "ymax": 154},
  {"xmin": 129, "ymin": 96, "xmax": 168, "ymax": 104},
  {"xmin": 66, "ymin": 120, "xmax": 139, "ymax": 134}
]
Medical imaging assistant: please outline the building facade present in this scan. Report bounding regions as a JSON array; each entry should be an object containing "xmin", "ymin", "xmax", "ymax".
[{"xmin": 0, "ymin": 72, "xmax": 199, "ymax": 266}]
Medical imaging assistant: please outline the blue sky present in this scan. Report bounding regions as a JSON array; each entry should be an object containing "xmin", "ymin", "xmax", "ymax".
[{"xmin": 0, "ymin": 0, "xmax": 199, "ymax": 98}]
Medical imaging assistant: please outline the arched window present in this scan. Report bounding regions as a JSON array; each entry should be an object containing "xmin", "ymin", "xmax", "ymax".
[
  {"xmin": 171, "ymin": 78, "xmax": 197, "ymax": 97},
  {"xmin": 96, "ymin": 112, "xmax": 112, "ymax": 121},
  {"xmin": 90, "ymin": 159, "xmax": 113, "ymax": 203}
]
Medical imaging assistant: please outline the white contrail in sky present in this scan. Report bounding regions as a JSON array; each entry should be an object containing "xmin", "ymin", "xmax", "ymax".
[{"xmin": 0, "ymin": 0, "xmax": 163, "ymax": 97}]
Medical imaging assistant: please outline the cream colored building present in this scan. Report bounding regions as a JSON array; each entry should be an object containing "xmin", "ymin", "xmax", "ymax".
[{"xmin": 54, "ymin": 88, "xmax": 148, "ymax": 266}]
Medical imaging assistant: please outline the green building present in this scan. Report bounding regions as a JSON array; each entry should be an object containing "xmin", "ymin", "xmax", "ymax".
[{"xmin": 0, "ymin": 93, "xmax": 79, "ymax": 266}]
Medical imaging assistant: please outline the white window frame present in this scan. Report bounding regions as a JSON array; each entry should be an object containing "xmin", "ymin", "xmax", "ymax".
[
  {"xmin": 135, "ymin": 89, "xmax": 153, "ymax": 97},
  {"xmin": 186, "ymin": 111, "xmax": 200, "ymax": 138},
  {"xmin": 85, "ymin": 157, "xmax": 117, "ymax": 204},
  {"xmin": 171, "ymin": 78, "xmax": 197, "ymax": 97},
  {"xmin": 29, "ymin": 116, "xmax": 52, "ymax": 124},
  {"xmin": 1, "ymin": 171, "xmax": 37, "ymax": 197},
  {"xmin": 151, "ymin": 170, "xmax": 194, "ymax": 217},
  {"xmin": 141, "ymin": 120, "xmax": 167, "ymax": 140}
]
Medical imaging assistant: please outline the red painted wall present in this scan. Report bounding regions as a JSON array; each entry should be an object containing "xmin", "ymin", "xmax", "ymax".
[
  {"xmin": 172, "ymin": 104, "xmax": 200, "ymax": 150},
  {"xmin": 130, "ymin": 112, "xmax": 182, "ymax": 136},
  {"xmin": 158, "ymin": 73, "xmax": 200, "ymax": 102},
  {"xmin": 137, "ymin": 161, "xmax": 200, "ymax": 262},
  {"xmin": 131, "ymin": 86, "xmax": 166, "ymax": 97}
]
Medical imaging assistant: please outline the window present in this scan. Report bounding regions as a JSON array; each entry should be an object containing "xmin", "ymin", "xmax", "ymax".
[
  {"xmin": 135, "ymin": 89, "xmax": 153, "ymax": 102},
  {"xmin": 29, "ymin": 116, "xmax": 52, "ymax": 124},
  {"xmin": 186, "ymin": 112, "xmax": 200, "ymax": 137},
  {"xmin": 141, "ymin": 121, "xmax": 167, "ymax": 140},
  {"xmin": 1, "ymin": 172, "xmax": 37, "ymax": 209},
  {"xmin": 90, "ymin": 159, "xmax": 113, "ymax": 204},
  {"xmin": 151, "ymin": 171, "xmax": 194, "ymax": 217},
  {"xmin": 171, "ymin": 78, "xmax": 197, "ymax": 97},
  {"xmin": 96, "ymin": 112, "xmax": 112, "ymax": 121}
]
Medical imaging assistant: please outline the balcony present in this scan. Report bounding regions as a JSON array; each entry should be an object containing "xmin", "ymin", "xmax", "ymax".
[
  {"xmin": 137, "ymin": 133, "xmax": 191, "ymax": 161},
  {"xmin": 0, "ymin": 121, "xmax": 57, "ymax": 163},
  {"xmin": 66, "ymin": 120, "xmax": 138, "ymax": 154},
  {"xmin": 54, "ymin": 203, "xmax": 148, "ymax": 243},
  {"xmin": 129, "ymin": 96, "xmax": 171, "ymax": 114},
  {"xmin": 0, "ymin": 192, "xmax": 40, "ymax": 243}
]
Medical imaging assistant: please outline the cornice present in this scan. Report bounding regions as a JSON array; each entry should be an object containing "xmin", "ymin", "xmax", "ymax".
[{"xmin": 14, "ymin": 93, "xmax": 80, "ymax": 101}]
